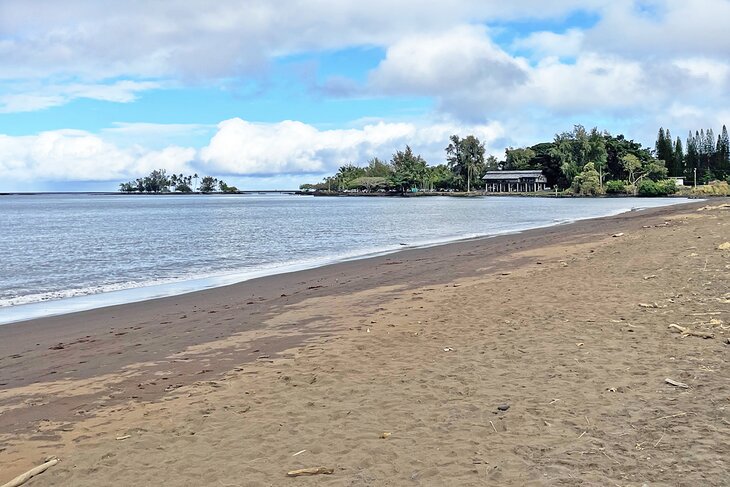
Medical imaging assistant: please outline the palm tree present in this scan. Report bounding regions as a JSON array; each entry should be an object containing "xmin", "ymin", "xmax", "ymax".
[{"xmin": 193, "ymin": 173, "xmax": 199, "ymax": 192}]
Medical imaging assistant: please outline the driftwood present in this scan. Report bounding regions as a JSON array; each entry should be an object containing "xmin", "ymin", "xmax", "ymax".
[
  {"xmin": 665, "ymin": 378, "xmax": 689, "ymax": 389},
  {"xmin": 1, "ymin": 458, "xmax": 58, "ymax": 487},
  {"xmin": 668, "ymin": 324, "xmax": 714, "ymax": 339},
  {"xmin": 286, "ymin": 467, "xmax": 334, "ymax": 477}
]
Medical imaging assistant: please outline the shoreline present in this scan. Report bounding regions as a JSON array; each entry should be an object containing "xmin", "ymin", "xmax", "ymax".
[
  {"xmin": 0, "ymin": 198, "xmax": 694, "ymax": 326},
  {"xmin": 1, "ymin": 198, "xmax": 727, "ymax": 485}
]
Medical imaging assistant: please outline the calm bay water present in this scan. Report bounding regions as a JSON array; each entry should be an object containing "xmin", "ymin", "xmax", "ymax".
[{"xmin": 0, "ymin": 194, "xmax": 687, "ymax": 323}]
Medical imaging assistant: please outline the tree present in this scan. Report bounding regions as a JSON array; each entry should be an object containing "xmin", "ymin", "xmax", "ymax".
[
  {"xmin": 717, "ymin": 125, "xmax": 730, "ymax": 178},
  {"xmin": 655, "ymin": 127, "xmax": 674, "ymax": 172},
  {"xmin": 142, "ymin": 169, "xmax": 170, "ymax": 193},
  {"xmin": 548, "ymin": 125, "xmax": 606, "ymax": 187},
  {"xmin": 175, "ymin": 180, "xmax": 192, "ymax": 193},
  {"xmin": 504, "ymin": 147, "xmax": 536, "ymax": 170},
  {"xmin": 686, "ymin": 131, "xmax": 698, "ymax": 180},
  {"xmin": 219, "ymin": 180, "xmax": 238, "ymax": 193},
  {"xmin": 673, "ymin": 136, "xmax": 684, "ymax": 178},
  {"xmin": 365, "ymin": 158, "xmax": 393, "ymax": 178},
  {"xmin": 199, "ymin": 176, "xmax": 218, "ymax": 193},
  {"xmin": 622, "ymin": 154, "xmax": 643, "ymax": 194},
  {"xmin": 622, "ymin": 154, "xmax": 667, "ymax": 195},
  {"xmin": 335, "ymin": 163, "xmax": 366, "ymax": 189},
  {"xmin": 445, "ymin": 135, "xmax": 486, "ymax": 192},
  {"xmin": 485, "ymin": 155, "xmax": 500, "ymax": 171},
  {"xmin": 571, "ymin": 162, "xmax": 601, "ymax": 195},
  {"xmin": 119, "ymin": 182, "xmax": 136, "ymax": 193},
  {"xmin": 390, "ymin": 146, "xmax": 428, "ymax": 192}
]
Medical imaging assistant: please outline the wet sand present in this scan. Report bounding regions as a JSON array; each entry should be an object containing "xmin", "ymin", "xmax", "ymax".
[{"xmin": 0, "ymin": 199, "xmax": 728, "ymax": 486}]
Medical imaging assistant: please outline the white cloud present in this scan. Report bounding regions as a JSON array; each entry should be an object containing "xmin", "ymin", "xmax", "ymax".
[
  {"xmin": 359, "ymin": 22, "xmax": 730, "ymax": 129},
  {"xmin": 585, "ymin": 0, "xmax": 730, "ymax": 59},
  {"xmin": 0, "ymin": 1, "xmax": 604, "ymax": 82},
  {"xmin": 0, "ymin": 80, "xmax": 163, "ymax": 112},
  {"xmin": 0, "ymin": 117, "xmax": 505, "ymax": 188},
  {"xmin": 512, "ymin": 29, "xmax": 584, "ymax": 59},
  {"xmin": 0, "ymin": 130, "xmax": 195, "ymax": 182},
  {"xmin": 198, "ymin": 117, "xmax": 505, "ymax": 176},
  {"xmin": 369, "ymin": 25, "xmax": 527, "ymax": 96}
]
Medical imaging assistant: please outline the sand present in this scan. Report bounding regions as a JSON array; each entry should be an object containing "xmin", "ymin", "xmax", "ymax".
[{"xmin": 0, "ymin": 199, "xmax": 728, "ymax": 486}]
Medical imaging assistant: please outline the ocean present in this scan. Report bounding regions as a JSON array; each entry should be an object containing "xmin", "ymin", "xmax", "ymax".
[{"xmin": 0, "ymin": 193, "xmax": 688, "ymax": 324}]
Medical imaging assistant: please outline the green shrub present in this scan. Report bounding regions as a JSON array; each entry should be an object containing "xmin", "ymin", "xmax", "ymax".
[
  {"xmin": 605, "ymin": 180, "xmax": 627, "ymax": 194},
  {"xmin": 658, "ymin": 179, "xmax": 677, "ymax": 195},
  {"xmin": 637, "ymin": 179, "xmax": 659, "ymax": 196},
  {"xmin": 638, "ymin": 179, "xmax": 677, "ymax": 196}
]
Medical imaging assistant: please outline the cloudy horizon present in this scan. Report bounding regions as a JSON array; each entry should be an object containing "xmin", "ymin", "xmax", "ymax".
[{"xmin": 1, "ymin": 0, "xmax": 729, "ymax": 191}]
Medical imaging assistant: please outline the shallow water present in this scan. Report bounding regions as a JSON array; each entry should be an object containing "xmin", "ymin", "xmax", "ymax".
[{"xmin": 0, "ymin": 193, "xmax": 688, "ymax": 323}]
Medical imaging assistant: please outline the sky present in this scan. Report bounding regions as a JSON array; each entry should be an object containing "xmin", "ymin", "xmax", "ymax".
[{"xmin": 1, "ymin": 0, "xmax": 729, "ymax": 191}]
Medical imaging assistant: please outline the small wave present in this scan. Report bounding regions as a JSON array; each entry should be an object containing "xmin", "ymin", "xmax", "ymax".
[{"xmin": 0, "ymin": 277, "xmax": 194, "ymax": 308}]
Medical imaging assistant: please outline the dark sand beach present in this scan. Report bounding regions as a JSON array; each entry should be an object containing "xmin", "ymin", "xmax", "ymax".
[{"xmin": 1, "ymin": 199, "xmax": 728, "ymax": 486}]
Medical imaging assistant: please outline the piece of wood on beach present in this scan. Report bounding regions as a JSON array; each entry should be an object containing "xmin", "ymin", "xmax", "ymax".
[
  {"xmin": 286, "ymin": 467, "xmax": 334, "ymax": 477},
  {"xmin": 668, "ymin": 324, "xmax": 714, "ymax": 339},
  {"xmin": 1, "ymin": 457, "xmax": 59, "ymax": 487},
  {"xmin": 665, "ymin": 378, "xmax": 689, "ymax": 389}
]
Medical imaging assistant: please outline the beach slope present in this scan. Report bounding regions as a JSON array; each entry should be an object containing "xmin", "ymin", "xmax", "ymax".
[{"xmin": 1, "ymin": 200, "xmax": 728, "ymax": 486}]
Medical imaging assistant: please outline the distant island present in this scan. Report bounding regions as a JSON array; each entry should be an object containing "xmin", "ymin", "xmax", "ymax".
[
  {"xmin": 299, "ymin": 124, "xmax": 730, "ymax": 197},
  {"xmin": 118, "ymin": 171, "xmax": 238, "ymax": 194}
]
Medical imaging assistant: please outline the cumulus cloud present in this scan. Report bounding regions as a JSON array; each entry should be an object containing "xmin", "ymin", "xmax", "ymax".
[
  {"xmin": 0, "ymin": 0, "xmax": 604, "ymax": 81},
  {"xmin": 369, "ymin": 25, "xmax": 527, "ymax": 96},
  {"xmin": 356, "ymin": 20, "xmax": 730, "ymax": 127},
  {"xmin": 198, "ymin": 117, "xmax": 505, "ymax": 176},
  {"xmin": 0, "ymin": 130, "xmax": 195, "ymax": 182},
  {"xmin": 0, "ymin": 117, "xmax": 505, "ymax": 188}
]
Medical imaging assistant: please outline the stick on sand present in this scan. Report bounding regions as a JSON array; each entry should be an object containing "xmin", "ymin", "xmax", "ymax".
[
  {"xmin": 286, "ymin": 467, "xmax": 334, "ymax": 477},
  {"xmin": 1, "ymin": 457, "xmax": 59, "ymax": 487}
]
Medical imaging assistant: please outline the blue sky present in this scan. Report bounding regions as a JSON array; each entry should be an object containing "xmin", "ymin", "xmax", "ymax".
[{"xmin": 0, "ymin": 0, "xmax": 728, "ymax": 191}]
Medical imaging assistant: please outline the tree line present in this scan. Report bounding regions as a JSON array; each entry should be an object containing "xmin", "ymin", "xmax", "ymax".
[
  {"xmin": 501, "ymin": 125, "xmax": 674, "ymax": 195},
  {"xmin": 655, "ymin": 125, "xmax": 730, "ymax": 183},
  {"xmin": 303, "ymin": 124, "xmax": 730, "ymax": 196},
  {"xmin": 119, "ymin": 169, "xmax": 238, "ymax": 193},
  {"xmin": 300, "ymin": 135, "xmax": 498, "ymax": 193}
]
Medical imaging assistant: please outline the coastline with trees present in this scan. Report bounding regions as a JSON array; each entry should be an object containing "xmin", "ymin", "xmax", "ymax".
[
  {"xmin": 118, "ymin": 125, "xmax": 730, "ymax": 198},
  {"xmin": 300, "ymin": 125, "xmax": 730, "ymax": 197}
]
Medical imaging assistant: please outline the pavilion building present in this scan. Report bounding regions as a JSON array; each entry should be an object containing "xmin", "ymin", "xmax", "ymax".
[{"xmin": 483, "ymin": 170, "xmax": 548, "ymax": 193}]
